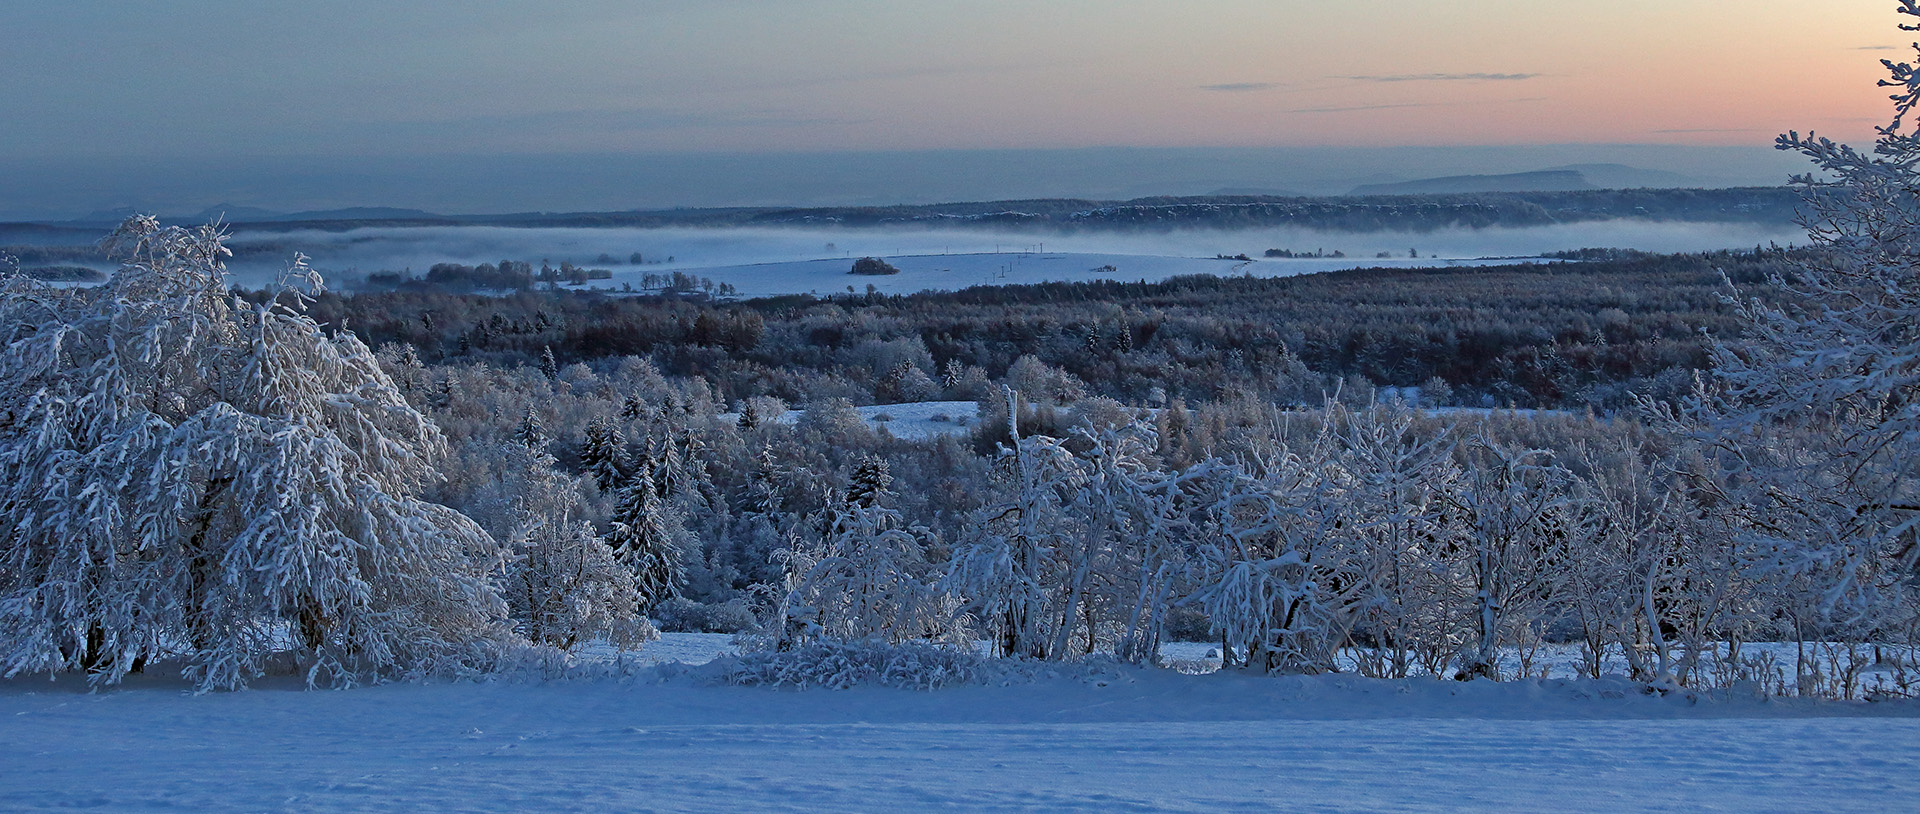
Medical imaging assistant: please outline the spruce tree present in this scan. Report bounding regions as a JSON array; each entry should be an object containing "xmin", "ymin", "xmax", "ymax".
[
  {"xmin": 579, "ymin": 416, "xmax": 628, "ymax": 491},
  {"xmin": 605, "ymin": 469, "xmax": 690, "ymax": 610},
  {"xmin": 620, "ymin": 394, "xmax": 647, "ymax": 421},
  {"xmin": 846, "ymin": 455, "xmax": 892, "ymax": 510},
  {"xmin": 514, "ymin": 407, "xmax": 548, "ymax": 450}
]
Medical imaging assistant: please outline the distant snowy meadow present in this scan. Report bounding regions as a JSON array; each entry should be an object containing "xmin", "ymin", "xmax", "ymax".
[{"xmin": 222, "ymin": 220, "xmax": 1812, "ymax": 290}]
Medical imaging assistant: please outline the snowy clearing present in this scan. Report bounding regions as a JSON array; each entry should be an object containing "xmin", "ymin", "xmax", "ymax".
[
  {"xmin": 722, "ymin": 400, "xmax": 980, "ymax": 441},
  {"xmin": 3, "ymin": 652, "xmax": 1914, "ymax": 814}
]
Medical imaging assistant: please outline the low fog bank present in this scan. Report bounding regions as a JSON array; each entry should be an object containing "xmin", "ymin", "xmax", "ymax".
[
  {"xmin": 0, "ymin": 145, "xmax": 1806, "ymax": 221},
  {"xmin": 222, "ymin": 220, "xmax": 1812, "ymax": 288}
]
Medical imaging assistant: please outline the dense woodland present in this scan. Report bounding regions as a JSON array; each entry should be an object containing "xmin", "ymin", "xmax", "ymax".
[
  {"xmin": 6, "ymin": 205, "xmax": 1908, "ymax": 698},
  {"xmin": 271, "ymin": 238, "xmax": 1898, "ymax": 693},
  {"xmin": 308, "ymin": 249, "xmax": 1795, "ymax": 416}
]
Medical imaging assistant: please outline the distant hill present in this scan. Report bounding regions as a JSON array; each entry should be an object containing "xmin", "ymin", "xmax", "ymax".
[
  {"xmin": 66, "ymin": 205, "xmax": 449, "ymax": 228},
  {"xmin": 1350, "ymin": 170, "xmax": 1595, "ymax": 196},
  {"xmin": 1544, "ymin": 164, "xmax": 1699, "ymax": 190},
  {"xmin": 1206, "ymin": 187, "xmax": 1306, "ymax": 198},
  {"xmin": 1350, "ymin": 165, "xmax": 1702, "ymax": 196},
  {"xmin": 242, "ymin": 206, "xmax": 446, "ymax": 223},
  {"xmin": 14, "ymin": 187, "xmax": 1806, "ymax": 240},
  {"xmin": 187, "ymin": 203, "xmax": 284, "ymax": 222}
]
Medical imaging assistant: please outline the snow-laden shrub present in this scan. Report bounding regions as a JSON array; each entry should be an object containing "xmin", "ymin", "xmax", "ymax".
[
  {"xmin": 765, "ymin": 456, "xmax": 964, "ymax": 650},
  {"xmin": 652, "ymin": 598, "xmax": 756, "ymax": 634},
  {"xmin": 454, "ymin": 640, "xmax": 669, "ymax": 684},
  {"xmin": 717, "ymin": 639, "xmax": 986, "ymax": 690},
  {"xmin": 948, "ymin": 399, "xmax": 1201, "ymax": 664},
  {"xmin": 0, "ymin": 217, "xmax": 514, "ymax": 690},
  {"xmin": 451, "ymin": 440, "xmax": 656, "ymax": 653},
  {"xmin": 504, "ymin": 510, "xmax": 657, "ymax": 652}
]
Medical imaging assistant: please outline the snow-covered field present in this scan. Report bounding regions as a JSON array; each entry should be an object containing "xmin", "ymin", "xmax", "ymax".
[
  {"xmin": 222, "ymin": 220, "xmax": 1813, "ymax": 293},
  {"xmin": 602, "ymin": 251, "xmax": 1541, "ymax": 299},
  {"xmin": 5, "ymin": 634, "xmax": 1915, "ymax": 813}
]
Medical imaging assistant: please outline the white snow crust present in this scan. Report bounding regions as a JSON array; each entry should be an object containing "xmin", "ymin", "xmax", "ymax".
[{"xmin": 3, "ymin": 634, "xmax": 1914, "ymax": 813}]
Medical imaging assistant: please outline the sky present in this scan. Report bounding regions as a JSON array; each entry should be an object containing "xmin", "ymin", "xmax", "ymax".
[{"xmin": 0, "ymin": 1, "xmax": 1905, "ymax": 215}]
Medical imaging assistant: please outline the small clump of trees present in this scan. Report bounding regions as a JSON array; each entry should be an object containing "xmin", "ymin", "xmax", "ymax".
[{"xmin": 849, "ymin": 257, "xmax": 900, "ymax": 276}]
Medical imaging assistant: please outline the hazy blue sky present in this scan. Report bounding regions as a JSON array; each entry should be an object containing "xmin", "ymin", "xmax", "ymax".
[
  {"xmin": 0, "ymin": 1, "xmax": 1900, "ymax": 215},
  {"xmin": 3, "ymin": 0, "xmax": 1897, "ymax": 157}
]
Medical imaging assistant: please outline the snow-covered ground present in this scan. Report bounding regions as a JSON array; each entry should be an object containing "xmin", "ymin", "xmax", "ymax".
[
  {"xmin": 602, "ymin": 251, "xmax": 1538, "ymax": 299},
  {"xmin": 856, "ymin": 400, "xmax": 979, "ymax": 440},
  {"xmin": 720, "ymin": 401, "xmax": 1593, "ymax": 446},
  {"xmin": 5, "ymin": 634, "xmax": 1914, "ymax": 813},
  {"xmin": 580, "ymin": 635, "xmax": 1906, "ymax": 691},
  {"xmin": 221, "ymin": 220, "xmax": 1814, "ymax": 292},
  {"xmin": 723, "ymin": 400, "xmax": 980, "ymax": 441}
]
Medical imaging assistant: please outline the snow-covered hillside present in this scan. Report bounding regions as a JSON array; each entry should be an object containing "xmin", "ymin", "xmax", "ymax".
[{"xmin": 3, "ymin": 646, "xmax": 1914, "ymax": 813}]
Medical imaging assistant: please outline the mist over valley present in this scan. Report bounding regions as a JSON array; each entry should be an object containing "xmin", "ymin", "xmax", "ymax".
[{"xmin": 208, "ymin": 217, "xmax": 1807, "ymax": 294}]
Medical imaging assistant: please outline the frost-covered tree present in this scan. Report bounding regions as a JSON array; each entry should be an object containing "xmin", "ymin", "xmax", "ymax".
[
  {"xmin": 375, "ymin": 342, "xmax": 428, "ymax": 402},
  {"xmin": 1453, "ymin": 438, "xmax": 1571, "ymax": 679},
  {"xmin": 1337, "ymin": 404, "xmax": 1469, "ymax": 679},
  {"xmin": 605, "ymin": 468, "xmax": 692, "ymax": 610},
  {"xmin": 620, "ymin": 393, "xmax": 647, "ymax": 421},
  {"xmin": 0, "ymin": 217, "xmax": 510, "ymax": 689},
  {"xmin": 772, "ymin": 456, "xmax": 958, "ymax": 648},
  {"xmin": 1555, "ymin": 439, "xmax": 1666, "ymax": 680},
  {"xmin": 493, "ymin": 445, "xmax": 656, "ymax": 650},
  {"xmin": 1192, "ymin": 414, "xmax": 1373, "ymax": 675},
  {"xmin": 945, "ymin": 390, "xmax": 1087, "ymax": 659},
  {"xmin": 579, "ymin": 416, "xmax": 627, "ymax": 491},
  {"xmin": 514, "ymin": 407, "xmax": 548, "ymax": 450},
  {"xmin": 445, "ymin": 436, "xmax": 654, "ymax": 652},
  {"xmin": 1077, "ymin": 417, "xmax": 1202, "ymax": 665},
  {"xmin": 1659, "ymin": 2, "xmax": 1920, "ymax": 670},
  {"xmin": 737, "ymin": 399, "xmax": 761, "ymax": 431},
  {"xmin": 844, "ymin": 455, "xmax": 892, "ymax": 510}
]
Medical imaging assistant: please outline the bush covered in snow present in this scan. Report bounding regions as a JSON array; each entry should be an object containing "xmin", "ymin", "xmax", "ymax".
[
  {"xmin": 652, "ymin": 598, "xmax": 756, "ymax": 634},
  {"xmin": 716, "ymin": 639, "xmax": 986, "ymax": 690},
  {"xmin": 0, "ymin": 218, "xmax": 516, "ymax": 690}
]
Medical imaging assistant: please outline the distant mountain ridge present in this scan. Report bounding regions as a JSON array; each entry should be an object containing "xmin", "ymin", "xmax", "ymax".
[
  {"xmin": 1352, "ymin": 170, "xmax": 1594, "ymax": 196},
  {"xmin": 79, "ymin": 204, "xmax": 448, "ymax": 224},
  {"xmin": 13, "ymin": 187, "xmax": 1805, "ymax": 247},
  {"xmin": 1351, "ymin": 164, "xmax": 1702, "ymax": 196},
  {"xmin": 191, "ymin": 205, "xmax": 447, "ymax": 223}
]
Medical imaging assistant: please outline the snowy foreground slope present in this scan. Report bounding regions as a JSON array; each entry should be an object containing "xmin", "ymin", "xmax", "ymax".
[{"xmin": 4, "ymin": 637, "xmax": 1916, "ymax": 813}]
